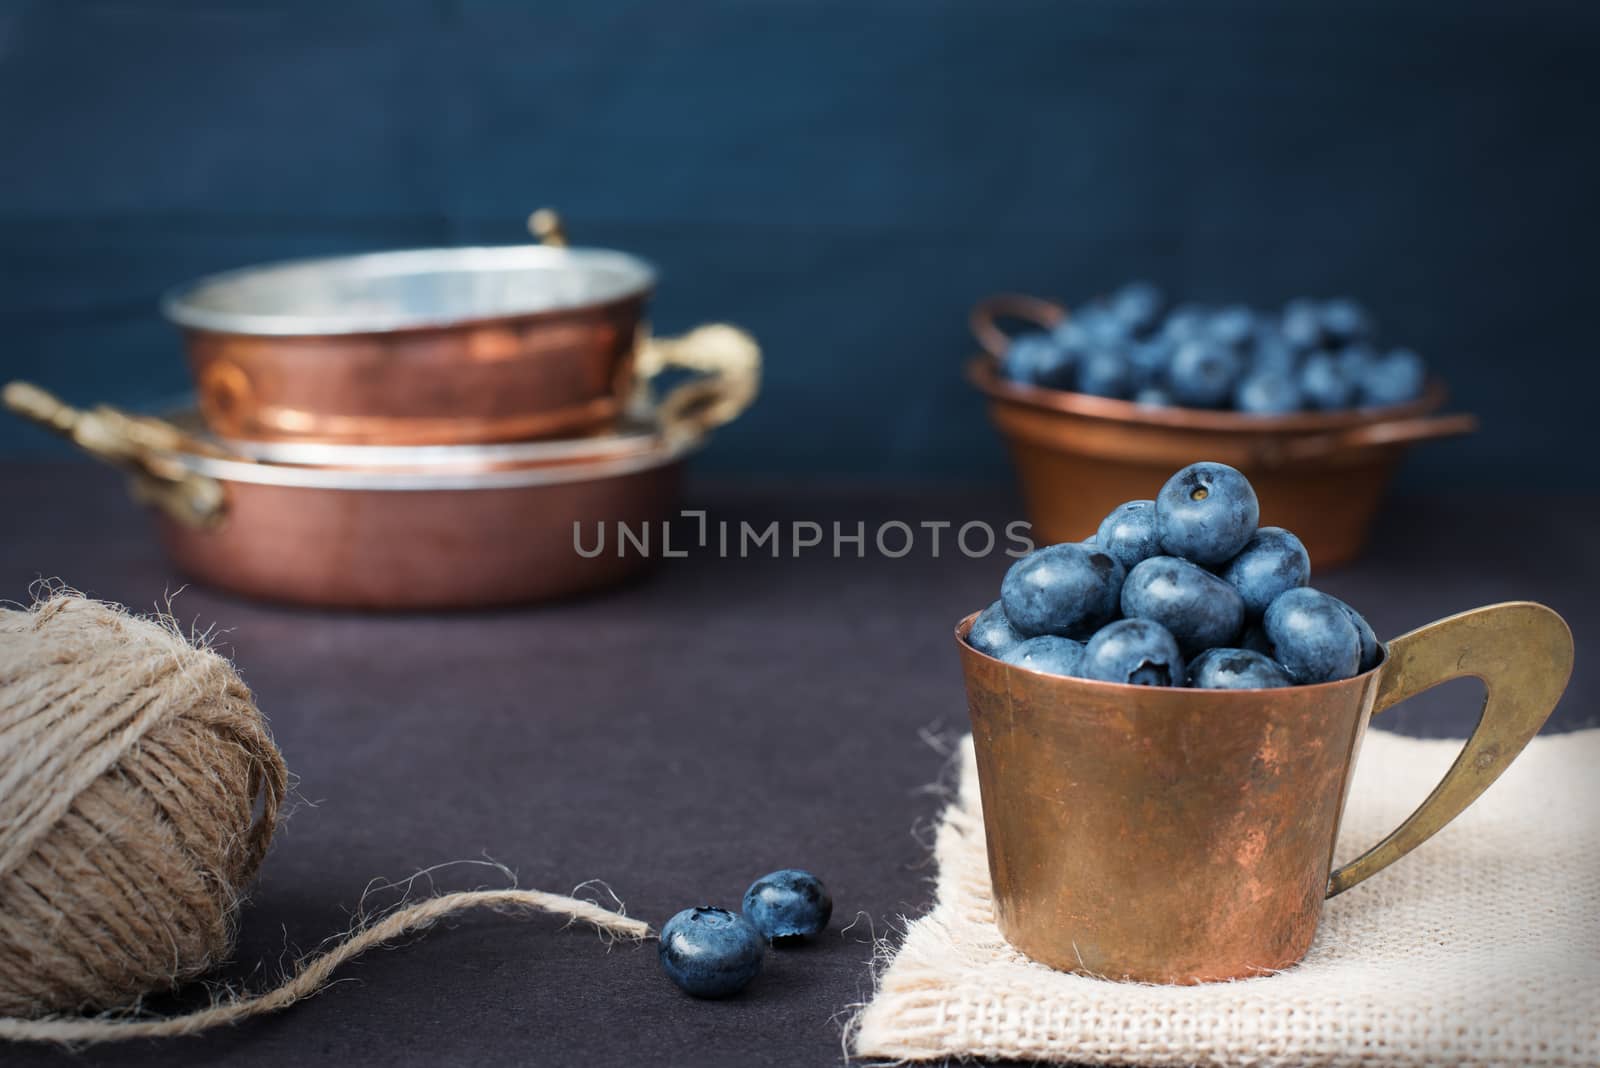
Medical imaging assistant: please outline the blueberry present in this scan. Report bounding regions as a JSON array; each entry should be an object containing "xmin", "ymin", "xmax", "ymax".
[
  {"xmin": 1121, "ymin": 556, "xmax": 1244, "ymax": 655},
  {"xmin": 742, "ymin": 869, "xmax": 832, "ymax": 942},
  {"xmin": 1324, "ymin": 594, "xmax": 1382, "ymax": 672},
  {"xmin": 1320, "ymin": 298, "xmax": 1372, "ymax": 344},
  {"xmin": 1250, "ymin": 329, "xmax": 1300, "ymax": 374},
  {"xmin": 1000, "ymin": 543, "xmax": 1125, "ymax": 639},
  {"xmin": 1186, "ymin": 647, "xmax": 1293, "ymax": 690},
  {"xmin": 1051, "ymin": 318, "xmax": 1091, "ymax": 354},
  {"xmin": 1239, "ymin": 622, "xmax": 1277, "ymax": 659},
  {"xmin": 1280, "ymin": 298, "xmax": 1325, "ymax": 351},
  {"xmin": 1219, "ymin": 527, "xmax": 1311, "ymax": 617},
  {"xmin": 1358, "ymin": 349, "xmax": 1425, "ymax": 407},
  {"xmin": 968, "ymin": 599, "xmax": 1022, "ymax": 658},
  {"xmin": 1110, "ymin": 281, "xmax": 1164, "ymax": 335},
  {"xmin": 1127, "ymin": 339, "xmax": 1173, "ymax": 389},
  {"xmin": 1234, "ymin": 369, "xmax": 1303, "ymax": 415},
  {"xmin": 1155, "ymin": 461, "xmax": 1260, "ymax": 566},
  {"xmin": 658, "ymin": 907, "xmax": 765, "ymax": 998},
  {"xmin": 1095, "ymin": 499, "xmax": 1162, "ymax": 571},
  {"xmin": 1161, "ymin": 305, "xmax": 1211, "ymax": 345},
  {"xmin": 1077, "ymin": 346, "xmax": 1133, "ymax": 398},
  {"xmin": 1298, "ymin": 352, "xmax": 1355, "ymax": 410},
  {"xmin": 1135, "ymin": 386, "xmax": 1174, "ymax": 407},
  {"xmin": 1080, "ymin": 618, "xmax": 1185, "ymax": 687},
  {"xmin": 1002, "ymin": 333, "xmax": 1072, "ymax": 387},
  {"xmin": 1001, "ymin": 635, "xmax": 1087, "ymax": 678},
  {"xmin": 1073, "ymin": 305, "xmax": 1131, "ymax": 348},
  {"xmin": 1336, "ymin": 343, "xmax": 1376, "ymax": 380},
  {"xmin": 1263, "ymin": 587, "xmax": 1361, "ymax": 683},
  {"xmin": 1169, "ymin": 340, "xmax": 1243, "ymax": 409},
  {"xmin": 1207, "ymin": 305, "xmax": 1257, "ymax": 351}
]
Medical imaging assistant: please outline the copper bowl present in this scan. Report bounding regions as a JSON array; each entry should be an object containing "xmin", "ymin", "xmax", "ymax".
[{"xmin": 970, "ymin": 294, "xmax": 1479, "ymax": 566}]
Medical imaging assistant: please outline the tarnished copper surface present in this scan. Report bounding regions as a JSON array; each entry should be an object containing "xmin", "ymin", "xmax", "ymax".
[
  {"xmin": 968, "ymin": 294, "xmax": 1478, "ymax": 566},
  {"xmin": 956, "ymin": 601, "xmax": 1570, "ymax": 984},
  {"xmin": 181, "ymin": 294, "xmax": 646, "ymax": 446},
  {"xmin": 154, "ymin": 463, "xmax": 683, "ymax": 610}
]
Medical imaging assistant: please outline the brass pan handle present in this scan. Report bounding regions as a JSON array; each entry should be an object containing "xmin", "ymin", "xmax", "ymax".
[
  {"xmin": 1326, "ymin": 601, "xmax": 1573, "ymax": 897},
  {"xmin": 639, "ymin": 324, "xmax": 762, "ymax": 442},
  {"xmin": 2, "ymin": 381, "xmax": 227, "ymax": 529},
  {"xmin": 527, "ymin": 207, "xmax": 568, "ymax": 247},
  {"xmin": 521, "ymin": 207, "xmax": 758, "ymax": 440},
  {"xmin": 969, "ymin": 293, "xmax": 1068, "ymax": 359}
]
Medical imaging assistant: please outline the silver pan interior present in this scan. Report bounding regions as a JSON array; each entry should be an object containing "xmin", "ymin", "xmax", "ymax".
[{"xmin": 163, "ymin": 244, "xmax": 657, "ymax": 336}]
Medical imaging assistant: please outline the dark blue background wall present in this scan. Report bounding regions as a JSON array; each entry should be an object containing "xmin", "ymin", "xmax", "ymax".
[{"xmin": 3, "ymin": 0, "xmax": 1596, "ymax": 486}]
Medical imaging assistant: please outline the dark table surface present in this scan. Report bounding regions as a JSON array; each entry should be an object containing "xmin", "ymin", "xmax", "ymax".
[{"xmin": 3, "ymin": 462, "xmax": 1594, "ymax": 1067}]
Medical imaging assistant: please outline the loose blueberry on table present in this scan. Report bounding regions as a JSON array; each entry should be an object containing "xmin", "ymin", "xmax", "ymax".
[
  {"xmin": 999, "ymin": 284, "xmax": 1427, "ymax": 414},
  {"xmin": 966, "ymin": 461, "xmax": 1382, "ymax": 688},
  {"xmin": 658, "ymin": 906, "xmax": 765, "ymax": 998},
  {"xmin": 742, "ymin": 869, "xmax": 833, "ymax": 941}
]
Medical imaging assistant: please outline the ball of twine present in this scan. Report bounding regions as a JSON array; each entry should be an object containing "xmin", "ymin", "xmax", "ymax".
[
  {"xmin": 0, "ymin": 593, "xmax": 648, "ymax": 1044},
  {"xmin": 0, "ymin": 593, "xmax": 286, "ymax": 1018}
]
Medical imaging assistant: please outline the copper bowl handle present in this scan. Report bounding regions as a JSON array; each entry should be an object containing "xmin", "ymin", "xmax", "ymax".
[
  {"xmin": 969, "ymin": 293, "xmax": 1068, "ymax": 359},
  {"xmin": 640, "ymin": 325, "xmax": 762, "ymax": 442},
  {"xmin": 1274, "ymin": 411, "xmax": 1480, "ymax": 462},
  {"xmin": 3, "ymin": 381, "xmax": 228, "ymax": 528}
]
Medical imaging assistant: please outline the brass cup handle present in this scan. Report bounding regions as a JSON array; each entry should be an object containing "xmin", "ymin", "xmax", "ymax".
[
  {"xmin": 639, "ymin": 324, "xmax": 762, "ymax": 443},
  {"xmin": 2, "ymin": 381, "xmax": 228, "ymax": 528},
  {"xmin": 1326, "ymin": 601, "xmax": 1574, "ymax": 896},
  {"xmin": 969, "ymin": 293, "xmax": 1068, "ymax": 359}
]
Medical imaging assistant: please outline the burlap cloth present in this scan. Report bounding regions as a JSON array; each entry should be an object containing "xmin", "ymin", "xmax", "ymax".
[{"xmin": 852, "ymin": 729, "xmax": 1600, "ymax": 1067}]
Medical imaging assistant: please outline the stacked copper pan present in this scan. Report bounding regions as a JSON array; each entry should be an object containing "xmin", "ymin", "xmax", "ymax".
[{"xmin": 5, "ymin": 211, "xmax": 760, "ymax": 609}]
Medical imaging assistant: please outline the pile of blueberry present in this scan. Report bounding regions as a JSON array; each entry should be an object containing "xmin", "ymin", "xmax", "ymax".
[
  {"xmin": 658, "ymin": 869, "xmax": 832, "ymax": 998},
  {"xmin": 1000, "ymin": 283, "xmax": 1427, "ymax": 414},
  {"xmin": 968, "ymin": 461, "xmax": 1381, "ymax": 687}
]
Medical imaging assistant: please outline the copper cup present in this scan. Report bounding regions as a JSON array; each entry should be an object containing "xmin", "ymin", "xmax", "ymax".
[{"xmin": 956, "ymin": 601, "xmax": 1572, "ymax": 984}]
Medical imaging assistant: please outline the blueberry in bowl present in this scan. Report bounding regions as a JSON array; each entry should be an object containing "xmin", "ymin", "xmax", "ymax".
[
  {"xmin": 1155, "ymin": 461, "xmax": 1259, "ymax": 567},
  {"xmin": 1263, "ymin": 587, "xmax": 1362, "ymax": 684},
  {"xmin": 1001, "ymin": 635, "xmax": 1087, "ymax": 678},
  {"xmin": 1121, "ymin": 556, "xmax": 1245, "ymax": 656},
  {"xmin": 1220, "ymin": 527, "xmax": 1310, "ymax": 618},
  {"xmin": 962, "ymin": 462, "xmax": 1386, "ymax": 691},
  {"xmin": 1080, "ymin": 618, "xmax": 1186, "ymax": 686},
  {"xmin": 980, "ymin": 287, "xmax": 1432, "ymax": 416},
  {"xmin": 968, "ymin": 599, "xmax": 1022, "ymax": 658},
  {"xmin": 1186, "ymin": 647, "xmax": 1293, "ymax": 690},
  {"xmin": 1000, "ymin": 542, "xmax": 1124, "ymax": 640}
]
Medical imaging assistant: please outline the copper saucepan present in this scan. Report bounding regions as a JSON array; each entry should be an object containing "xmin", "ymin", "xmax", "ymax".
[
  {"xmin": 3, "ymin": 325, "xmax": 758, "ymax": 610},
  {"xmin": 163, "ymin": 210, "xmax": 732, "ymax": 446},
  {"xmin": 969, "ymin": 294, "xmax": 1480, "ymax": 566}
]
